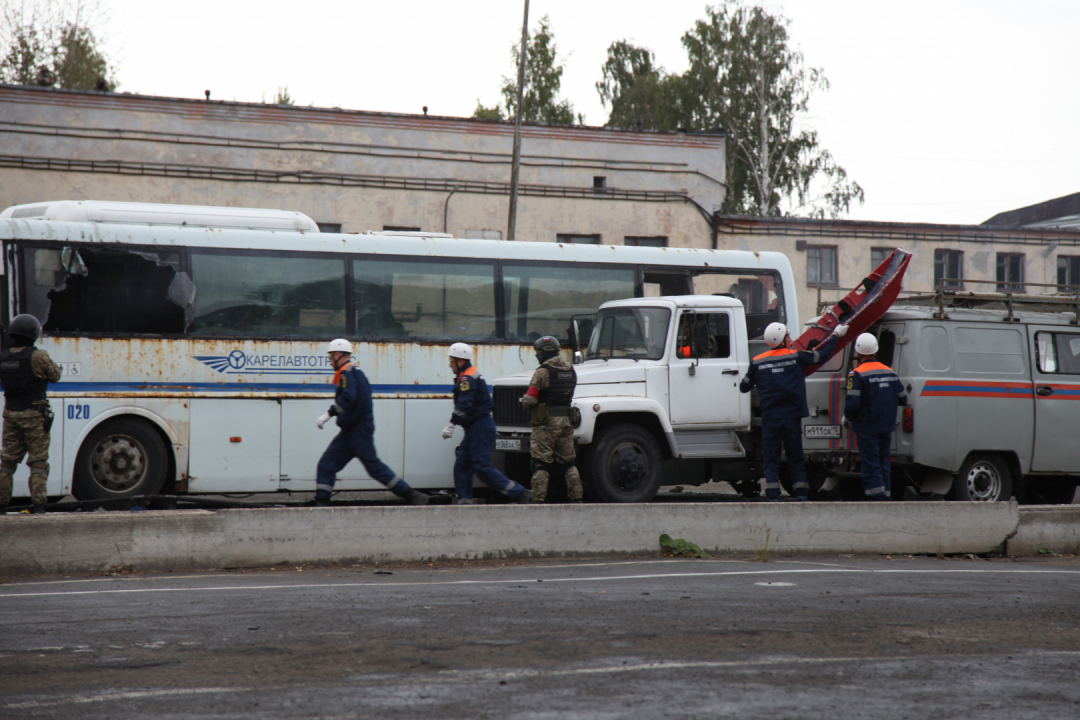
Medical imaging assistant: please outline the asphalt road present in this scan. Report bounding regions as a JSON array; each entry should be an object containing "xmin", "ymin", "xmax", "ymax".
[{"xmin": 1, "ymin": 555, "xmax": 1078, "ymax": 719}]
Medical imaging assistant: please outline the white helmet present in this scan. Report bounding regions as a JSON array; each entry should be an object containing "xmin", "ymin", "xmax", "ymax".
[
  {"xmin": 763, "ymin": 322, "xmax": 788, "ymax": 348},
  {"xmin": 327, "ymin": 338, "xmax": 353, "ymax": 354},
  {"xmin": 448, "ymin": 342, "xmax": 473, "ymax": 361},
  {"xmin": 855, "ymin": 333, "xmax": 879, "ymax": 356}
]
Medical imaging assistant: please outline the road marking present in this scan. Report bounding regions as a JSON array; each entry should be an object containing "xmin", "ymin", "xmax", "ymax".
[
  {"xmin": 0, "ymin": 560, "xmax": 742, "ymax": 589},
  {"xmin": 1, "ymin": 567, "xmax": 1079, "ymax": 599},
  {"xmin": 3, "ymin": 687, "xmax": 250, "ymax": 710},
  {"xmin": 756, "ymin": 581, "xmax": 796, "ymax": 586}
]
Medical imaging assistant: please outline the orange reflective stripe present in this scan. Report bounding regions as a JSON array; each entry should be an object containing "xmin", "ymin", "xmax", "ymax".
[
  {"xmin": 753, "ymin": 348, "xmax": 796, "ymax": 361},
  {"xmin": 854, "ymin": 361, "xmax": 892, "ymax": 374},
  {"xmin": 456, "ymin": 366, "xmax": 478, "ymax": 383}
]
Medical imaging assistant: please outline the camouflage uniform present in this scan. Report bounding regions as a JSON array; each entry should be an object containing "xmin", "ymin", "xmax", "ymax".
[
  {"xmin": 521, "ymin": 356, "xmax": 582, "ymax": 502},
  {"xmin": 0, "ymin": 347, "xmax": 61, "ymax": 507}
]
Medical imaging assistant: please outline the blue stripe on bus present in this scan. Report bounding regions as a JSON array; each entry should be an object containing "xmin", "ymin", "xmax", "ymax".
[{"xmin": 51, "ymin": 382, "xmax": 453, "ymax": 394}]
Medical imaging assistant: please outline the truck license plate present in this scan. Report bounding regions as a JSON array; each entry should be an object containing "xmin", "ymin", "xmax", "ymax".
[
  {"xmin": 495, "ymin": 438, "xmax": 522, "ymax": 451},
  {"xmin": 804, "ymin": 424, "xmax": 841, "ymax": 439}
]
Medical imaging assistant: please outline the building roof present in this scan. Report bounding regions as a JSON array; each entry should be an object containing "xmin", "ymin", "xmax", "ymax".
[
  {"xmin": 0, "ymin": 83, "xmax": 724, "ymax": 150},
  {"xmin": 981, "ymin": 191, "xmax": 1080, "ymax": 229}
]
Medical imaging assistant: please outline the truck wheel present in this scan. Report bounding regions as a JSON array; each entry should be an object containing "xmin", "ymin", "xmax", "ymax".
[
  {"xmin": 582, "ymin": 423, "xmax": 663, "ymax": 503},
  {"xmin": 952, "ymin": 454, "xmax": 1011, "ymax": 502},
  {"xmin": 73, "ymin": 419, "xmax": 168, "ymax": 501}
]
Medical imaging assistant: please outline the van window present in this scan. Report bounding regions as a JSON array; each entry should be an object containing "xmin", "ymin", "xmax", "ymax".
[
  {"xmin": 876, "ymin": 329, "xmax": 897, "ymax": 368},
  {"xmin": 1036, "ymin": 333, "xmax": 1057, "ymax": 373},
  {"xmin": 1037, "ymin": 332, "xmax": 1080, "ymax": 375},
  {"xmin": 919, "ymin": 326, "xmax": 951, "ymax": 371},
  {"xmin": 955, "ymin": 327, "xmax": 1025, "ymax": 375}
]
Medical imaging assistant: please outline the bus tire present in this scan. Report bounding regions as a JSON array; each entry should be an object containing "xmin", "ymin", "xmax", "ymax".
[
  {"xmin": 581, "ymin": 423, "xmax": 662, "ymax": 503},
  {"xmin": 952, "ymin": 453, "xmax": 1011, "ymax": 502},
  {"xmin": 73, "ymin": 419, "xmax": 168, "ymax": 501}
]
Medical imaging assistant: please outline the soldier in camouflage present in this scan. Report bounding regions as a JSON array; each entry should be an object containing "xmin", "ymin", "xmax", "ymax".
[
  {"xmin": 0, "ymin": 315, "xmax": 61, "ymax": 514},
  {"xmin": 521, "ymin": 336, "xmax": 582, "ymax": 503}
]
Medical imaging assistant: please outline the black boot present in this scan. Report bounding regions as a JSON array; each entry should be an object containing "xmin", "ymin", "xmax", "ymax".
[
  {"xmin": 407, "ymin": 490, "xmax": 429, "ymax": 506},
  {"xmin": 0, "ymin": 504, "xmax": 7, "ymax": 515},
  {"xmin": 30, "ymin": 503, "xmax": 47, "ymax": 514}
]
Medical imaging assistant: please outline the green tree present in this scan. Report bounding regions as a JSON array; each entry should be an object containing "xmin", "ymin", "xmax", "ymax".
[
  {"xmin": 273, "ymin": 86, "xmax": 294, "ymax": 105},
  {"xmin": 596, "ymin": 40, "xmax": 688, "ymax": 132},
  {"xmin": 473, "ymin": 15, "xmax": 579, "ymax": 125},
  {"xmin": 471, "ymin": 100, "xmax": 504, "ymax": 121},
  {"xmin": 0, "ymin": 1, "xmax": 117, "ymax": 91},
  {"xmin": 597, "ymin": 2, "xmax": 863, "ymax": 219}
]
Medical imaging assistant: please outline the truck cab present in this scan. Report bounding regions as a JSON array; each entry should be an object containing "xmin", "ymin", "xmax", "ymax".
[{"xmin": 491, "ymin": 296, "xmax": 752, "ymax": 502}]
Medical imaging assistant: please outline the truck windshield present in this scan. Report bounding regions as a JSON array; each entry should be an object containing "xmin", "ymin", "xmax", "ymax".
[{"xmin": 587, "ymin": 307, "xmax": 671, "ymax": 360}]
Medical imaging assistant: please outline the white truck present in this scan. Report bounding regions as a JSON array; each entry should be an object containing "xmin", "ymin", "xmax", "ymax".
[
  {"xmin": 491, "ymin": 295, "xmax": 768, "ymax": 502},
  {"xmin": 801, "ymin": 292, "xmax": 1080, "ymax": 504}
]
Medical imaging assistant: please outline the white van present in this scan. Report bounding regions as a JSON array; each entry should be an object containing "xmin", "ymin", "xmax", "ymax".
[{"xmin": 801, "ymin": 293, "xmax": 1080, "ymax": 503}]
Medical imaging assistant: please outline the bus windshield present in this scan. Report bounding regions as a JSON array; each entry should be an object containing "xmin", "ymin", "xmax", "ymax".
[{"xmin": 587, "ymin": 307, "xmax": 671, "ymax": 360}]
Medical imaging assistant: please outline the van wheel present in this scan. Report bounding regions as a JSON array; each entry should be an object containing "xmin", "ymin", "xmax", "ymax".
[
  {"xmin": 952, "ymin": 454, "xmax": 1011, "ymax": 502},
  {"xmin": 581, "ymin": 423, "xmax": 663, "ymax": 503},
  {"xmin": 73, "ymin": 419, "xmax": 168, "ymax": 500}
]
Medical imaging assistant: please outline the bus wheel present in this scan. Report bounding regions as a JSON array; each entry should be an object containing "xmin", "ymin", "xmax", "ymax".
[
  {"xmin": 952, "ymin": 454, "xmax": 1011, "ymax": 502},
  {"xmin": 73, "ymin": 419, "xmax": 168, "ymax": 501},
  {"xmin": 583, "ymin": 423, "xmax": 662, "ymax": 503}
]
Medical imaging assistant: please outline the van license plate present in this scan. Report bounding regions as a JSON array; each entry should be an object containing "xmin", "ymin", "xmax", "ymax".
[
  {"xmin": 804, "ymin": 425, "xmax": 841, "ymax": 439},
  {"xmin": 495, "ymin": 438, "xmax": 521, "ymax": 451}
]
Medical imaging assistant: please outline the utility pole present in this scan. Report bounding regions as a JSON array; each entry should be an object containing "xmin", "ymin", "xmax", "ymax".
[{"xmin": 506, "ymin": 0, "xmax": 529, "ymax": 241}]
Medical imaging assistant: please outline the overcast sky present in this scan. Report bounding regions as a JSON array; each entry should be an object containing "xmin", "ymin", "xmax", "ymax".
[{"xmin": 95, "ymin": 0, "xmax": 1079, "ymax": 226}]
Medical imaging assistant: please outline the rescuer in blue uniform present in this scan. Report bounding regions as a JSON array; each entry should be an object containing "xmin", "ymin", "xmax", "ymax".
[
  {"xmin": 314, "ymin": 339, "xmax": 428, "ymax": 506},
  {"xmin": 844, "ymin": 333, "xmax": 908, "ymax": 500},
  {"xmin": 442, "ymin": 342, "xmax": 530, "ymax": 505},
  {"xmin": 740, "ymin": 322, "xmax": 847, "ymax": 500}
]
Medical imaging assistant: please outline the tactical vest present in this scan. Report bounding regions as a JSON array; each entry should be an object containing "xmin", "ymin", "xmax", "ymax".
[
  {"xmin": 539, "ymin": 366, "xmax": 576, "ymax": 407},
  {"xmin": 0, "ymin": 347, "xmax": 48, "ymax": 411}
]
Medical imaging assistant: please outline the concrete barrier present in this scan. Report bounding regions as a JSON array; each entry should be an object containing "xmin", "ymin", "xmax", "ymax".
[
  {"xmin": 1008, "ymin": 506, "xmax": 1080, "ymax": 556},
  {"xmin": 0, "ymin": 501, "xmax": 1028, "ymax": 576}
]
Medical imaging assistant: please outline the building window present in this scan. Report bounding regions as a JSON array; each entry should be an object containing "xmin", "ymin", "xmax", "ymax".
[
  {"xmin": 557, "ymin": 234, "xmax": 601, "ymax": 245},
  {"xmin": 316, "ymin": 222, "xmax": 342, "ymax": 233},
  {"xmin": 624, "ymin": 236, "xmax": 667, "ymax": 248},
  {"xmin": 593, "ymin": 176, "xmax": 607, "ymax": 190},
  {"xmin": 1058, "ymin": 256, "xmax": 1080, "ymax": 291},
  {"xmin": 870, "ymin": 247, "xmax": 891, "ymax": 269},
  {"xmin": 996, "ymin": 253, "xmax": 1025, "ymax": 293},
  {"xmin": 465, "ymin": 230, "xmax": 502, "ymax": 240},
  {"xmin": 934, "ymin": 249, "xmax": 963, "ymax": 289},
  {"xmin": 806, "ymin": 245, "xmax": 838, "ymax": 286},
  {"xmin": 383, "ymin": 225, "xmax": 421, "ymax": 232}
]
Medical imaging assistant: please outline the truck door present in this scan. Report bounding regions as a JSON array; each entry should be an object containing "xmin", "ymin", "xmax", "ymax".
[
  {"xmin": 668, "ymin": 309, "xmax": 748, "ymax": 425},
  {"xmin": 1030, "ymin": 327, "xmax": 1080, "ymax": 472}
]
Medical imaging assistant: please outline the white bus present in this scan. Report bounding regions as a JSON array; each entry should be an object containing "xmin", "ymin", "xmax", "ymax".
[{"xmin": 0, "ymin": 200, "xmax": 797, "ymax": 502}]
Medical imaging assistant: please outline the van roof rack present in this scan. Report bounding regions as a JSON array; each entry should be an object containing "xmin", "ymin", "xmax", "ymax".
[{"xmin": 898, "ymin": 285, "xmax": 1080, "ymax": 324}]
